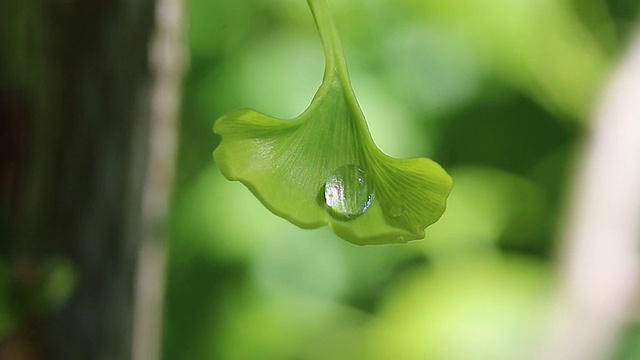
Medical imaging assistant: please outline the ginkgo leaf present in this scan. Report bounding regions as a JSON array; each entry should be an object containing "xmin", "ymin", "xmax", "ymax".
[{"xmin": 213, "ymin": 0, "xmax": 452, "ymax": 245}]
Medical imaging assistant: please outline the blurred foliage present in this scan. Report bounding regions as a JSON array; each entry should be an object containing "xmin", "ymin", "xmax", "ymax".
[
  {"xmin": 1, "ymin": 0, "xmax": 639, "ymax": 358},
  {"xmin": 0, "ymin": 257, "xmax": 76, "ymax": 344},
  {"xmin": 163, "ymin": 0, "xmax": 640, "ymax": 359}
]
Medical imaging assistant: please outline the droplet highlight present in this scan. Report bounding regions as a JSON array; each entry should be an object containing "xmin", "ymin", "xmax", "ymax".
[{"xmin": 324, "ymin": 164, "xmax": 374, "ymax": 220}]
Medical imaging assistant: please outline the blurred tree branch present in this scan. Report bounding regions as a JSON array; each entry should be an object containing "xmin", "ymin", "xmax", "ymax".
[
  {"xmin": 132, "ymin": 0, "xmax": 185, "ymax": 359},
  {"xmin": 538, "ymin": 28, "xmax": 640, "ymax": 360}
]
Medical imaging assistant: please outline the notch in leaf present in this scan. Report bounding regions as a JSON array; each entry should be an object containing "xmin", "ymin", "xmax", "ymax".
[{"xmin": 213, "ymin": 0, "xmax": 452, "ymax": 245}]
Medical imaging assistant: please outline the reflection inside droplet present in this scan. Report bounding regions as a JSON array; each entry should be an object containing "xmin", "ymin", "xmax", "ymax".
[{"xmin": 324, "ymin": 164, "xmax": 374, "ymax": 220}]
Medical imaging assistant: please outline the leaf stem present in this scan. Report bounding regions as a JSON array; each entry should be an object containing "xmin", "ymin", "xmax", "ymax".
[
  {"xmin": 307, "ymin": 0, "xmax": 371, "ymax": 143},
  {"xmin": 307, "ymin": 0, "xmax": 351, "ymax": 88}
]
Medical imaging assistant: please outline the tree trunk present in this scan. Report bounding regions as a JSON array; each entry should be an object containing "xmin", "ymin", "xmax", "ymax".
[{"xmin": 18, "ymin": 0, "xmax": 174, "ymax": 358}]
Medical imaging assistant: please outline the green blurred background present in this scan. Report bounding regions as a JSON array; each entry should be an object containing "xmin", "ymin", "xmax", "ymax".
[{"xmin": 2, "ymin": 0, "xmax": 640, "ymax": 359}]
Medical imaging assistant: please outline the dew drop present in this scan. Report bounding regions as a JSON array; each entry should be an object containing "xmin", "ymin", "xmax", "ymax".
[
  {"xmin": 324, "ymin": 164, "xmax": 374, "ymax": 220},
  {"xmin": 389, "ymin": 204, "xmax": 404, "ymax": 217}
]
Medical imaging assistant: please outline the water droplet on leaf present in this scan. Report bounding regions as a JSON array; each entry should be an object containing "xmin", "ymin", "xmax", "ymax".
[{"xmin": 324, "ymin": 164, "xmax": 374, "ymax": 220}]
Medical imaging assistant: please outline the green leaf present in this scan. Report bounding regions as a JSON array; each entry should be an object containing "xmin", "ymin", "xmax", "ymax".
[{"xmin": 213, "ymin": 0, "xmax": 452, "ymax": 245}]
